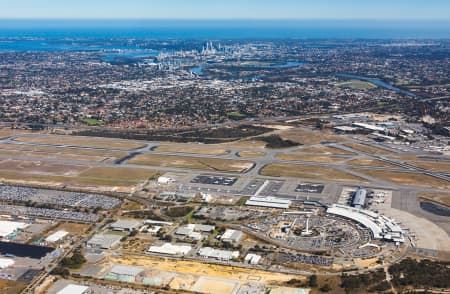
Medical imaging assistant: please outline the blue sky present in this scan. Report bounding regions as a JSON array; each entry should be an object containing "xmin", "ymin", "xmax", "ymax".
[{"xmin": 0, "ymin": 0, "xmax": 449, "ymax": 20}]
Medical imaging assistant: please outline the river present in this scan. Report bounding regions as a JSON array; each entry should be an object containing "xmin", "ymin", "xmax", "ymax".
[{"xmin": 336, "ymin": 73, "xmax": 418, "ymax": 98}]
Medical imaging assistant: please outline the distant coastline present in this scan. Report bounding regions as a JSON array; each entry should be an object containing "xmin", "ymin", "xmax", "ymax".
[{"xmin": 0, "ymin": 19, "xmax": 449, "ymax": 39}]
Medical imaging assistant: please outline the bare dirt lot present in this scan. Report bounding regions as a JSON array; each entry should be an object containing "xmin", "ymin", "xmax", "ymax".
[
  {"xmin": 352, "ymin": 169, "xmax": 450, "ymax": 190},
  {"xmin": 15, "ymin": 135, "xmax": 145, "ymax": 150},
  {"xmin": 110, "ymin": 255, "xmax": 300, "ymax": 285},
  {"xmin": 261, "ymin": 163, "xmax": 366, "ymax": 183},
  {"xmin": 129, "ymin": 154, "xmax": 253, "ymax": 173},
  {"xmin": 155, "ymin": 145, "xmax": 229, "ymax": 156}
]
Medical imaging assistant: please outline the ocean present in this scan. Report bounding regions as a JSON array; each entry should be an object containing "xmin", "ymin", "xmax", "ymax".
[{"xmin": 0, "ymin": 20, "xmax": 449, "ymax": 39}]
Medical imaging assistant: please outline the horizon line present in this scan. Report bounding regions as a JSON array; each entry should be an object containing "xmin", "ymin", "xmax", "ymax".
[{"xmin": 1, "ymin": 18, "xmax": 450, "ymax": 22}]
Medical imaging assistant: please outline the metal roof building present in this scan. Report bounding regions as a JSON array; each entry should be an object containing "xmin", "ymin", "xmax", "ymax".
[
  {"xmin": 352, "ymin": 188, "xmax": 367, "ymax": 209},
  {"xmin": 221, "ymin": 229, "xmax": 244, "ymax": 243},
  {"xmin": 87, "ymin": 233, "xmax": 122, "ymax": 249},
  {"xmin": 0, "ymin": 258, "xmax": 14, "ymax": 269},
  {"xmin": 110, "ymin": 220, "xmax": 142, "ymax": 232},
  {"xmin": 45, "ymin": 230, "xmax": 68, "ymax": 243},
  {"xmin": 148, "ymin": 243, "xmax": 192, "ymax": 256},
  {"xmin": 0, "ymin": 221, "xmax": 29, "ymax": 237},
  {"xmin": 56, "ymin": 284, "xmax": 89, "ymax": 294},
  {"xmin": 198, "ymin": 247, "xmax": 239, "ymax": 261},
  {"xmin": 246, "ymin": 196, "xmax": 291, "ymax": 209}
]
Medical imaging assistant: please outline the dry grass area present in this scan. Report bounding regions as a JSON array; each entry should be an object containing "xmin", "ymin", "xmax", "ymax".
[
  {"xmin": 0, "ymin": 129, "xmax": 30, "ymax": 138},
  {"xmin": 50, "ymin": 222, "xmax": 90, "ymax": 235},
  {"xmin": 297, "ymin": 146, "xmax": 355, "ymax": 155},
  {"xmin": 15, "ymin": 135, "xmax": 145, "ymax": 150},
  {"xmin": 237, "ymin": 151, "xmax": 266, "ymax": 158},
  {"xmin": 121, "ymin": 200, "xmax": 143, "ymax": 211},
  {"xmin": 80, "ymin": 167, "xmax": 159, "ymax": 182},
  {"xmin": 410, "ymin": 161, "xmax": 450, "ymax": 173},
  {"xmin": 344, "ymin": 143, "xmax": 393, "ymax": 156},
  {"xmin": 346, "ymin": 158, "xmax": 397, "ymax": 168},
  {"xmin": 418, "ymin": 192, "xmax": 450, "ymax": 207},
  {"xmin": 278, "ymin": 127, "xmax": 348, "ymax": 146},
  {"xmin": 155, "ymin": 145, "xmax": 229, "ymax": 155},
  {"xmin": 0, "ymin": 280, "xmax": 27, "ymax": 294},
  {"xmin": 129, "ymin": 154, "xmax": 253, "ymax": 173},
  {"xmin": 111, "ymin": 255, "xmax": 300, "ymax": 284},
  {"xmin": 352, "ymin": 169, "xmax": 450, "ymax": 190},
  {"xmin": 261, "ymin": 163, "xmax": 366, "ymax": 183},
  {"xmin": 221, "ymin": 139, "xmax": 267, "ymax": 149},
  {"xmin": 310, "ymin": 276, "xmax": 345, "ymax": 294},
  {"xmin": 0, "ymin": 159, "xmax": 156, "ymax": 192},
  {"xmin": 0, "ymin": 159, "xmax": 89, "ymax": 176},
  {"xmin": 277, "ymin": 153, "xmax": 346, "ymax": 163},
  {"xmin": 0, "ymin": 143, "xmax": 127, "ymax": 162}
]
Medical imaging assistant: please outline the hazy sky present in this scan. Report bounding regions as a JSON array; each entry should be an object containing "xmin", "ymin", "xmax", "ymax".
[{"xmin": 1, "ymin": 0, "xmax": 449, "ymax": 20}]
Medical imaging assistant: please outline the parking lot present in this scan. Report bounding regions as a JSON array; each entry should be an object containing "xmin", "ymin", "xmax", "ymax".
[
  {"xmin": 190, "ymin": 175, "xmax": 238, "ymax": 186},
  {"xmin": 295, "ymin": 183, "xmax": 324, "ymax": 194},
  {"xmin": 0, "ymin": 185, "xmax": 121, "ymax": 209},
  {"xmin": 258, "ymin": 180, "xmax": 284, "ymax": 196}
]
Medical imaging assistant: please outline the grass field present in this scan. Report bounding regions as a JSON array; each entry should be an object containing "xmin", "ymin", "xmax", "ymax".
[
  {"xmin": 336, "ymin": 79, "xmax": 377, "ymax": 89},
  {"xmin": 352, "ymin": 169, "xmax": 450, "ymax": 190},
  {"xmin": 237, "ymin": 151, "xmax": 266, "ymax": 158},
  {"xmin": 261, "ymin": 163, "xmax": 366, "ymax": 182},
  {"xmin": 418, "ymin": 192, "xmax": 450, "ymax": 207},
  {"xmin": 346, "ymin": 158, "xmax": 397, "ymax": 168},
  {"xmin": 15, "ymin": 135, "xmax": 145, "ymax": 150},
  {"xmin": 155, "ymin": 145, "xmax": 229, "ymax": 155},
  {"xmin": 129, "ymin": 154, "xmax": 253, "ymax": 173},
  {"xmin": 277, "ymin": 153, "xmax": 346, "ymax": 163}
]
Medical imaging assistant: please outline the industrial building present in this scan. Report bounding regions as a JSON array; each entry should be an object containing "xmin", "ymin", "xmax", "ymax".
[
  {"xmin": 148, "ymin": 243, "xmax": 192, "ymax": 255},
  {"xmin": 245, "ymin": 253, "xmax": 262, "ymax": 265},
  {"xmin": 56, "ymin": 284, "xmax": 89, "ymax": 294},
  {"xmin": 45, "ymin": 230, "xmax": 68, "ymax": 243},
  {"xmin": 351, "ymin": 188, "xmax": 367, "ymax": 209},
  {"xmin": 0, "ymin": 220, "xmax": 29, "ymax": 238},
  {"xmin": 109, "ymin": 220, "xmax": 142, "ymax": 232},
  {"xmin": 198, "ymin": 247, "xmax": 239, "ymax": 261},
  {"xmin": 174, "ymin": 224, "xmax": 215, "ymax": 240},
  {"xmin": 87, "ymin": 233, "xmax": 122, "ymax": 249},
  {"xmin": 245, "ymin": 196, "xmax": 291, "ymax": 209},
  {"xmin": 105, "ymin": 265, "xmax": 143, "ymax": 283},
  {"xmin": 221, "ymin": 229, "xmax": 244, "ymax": 244},
  {"xmin": 0, "ymin": 258, "xmax": 14, "ymax": 269}
]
